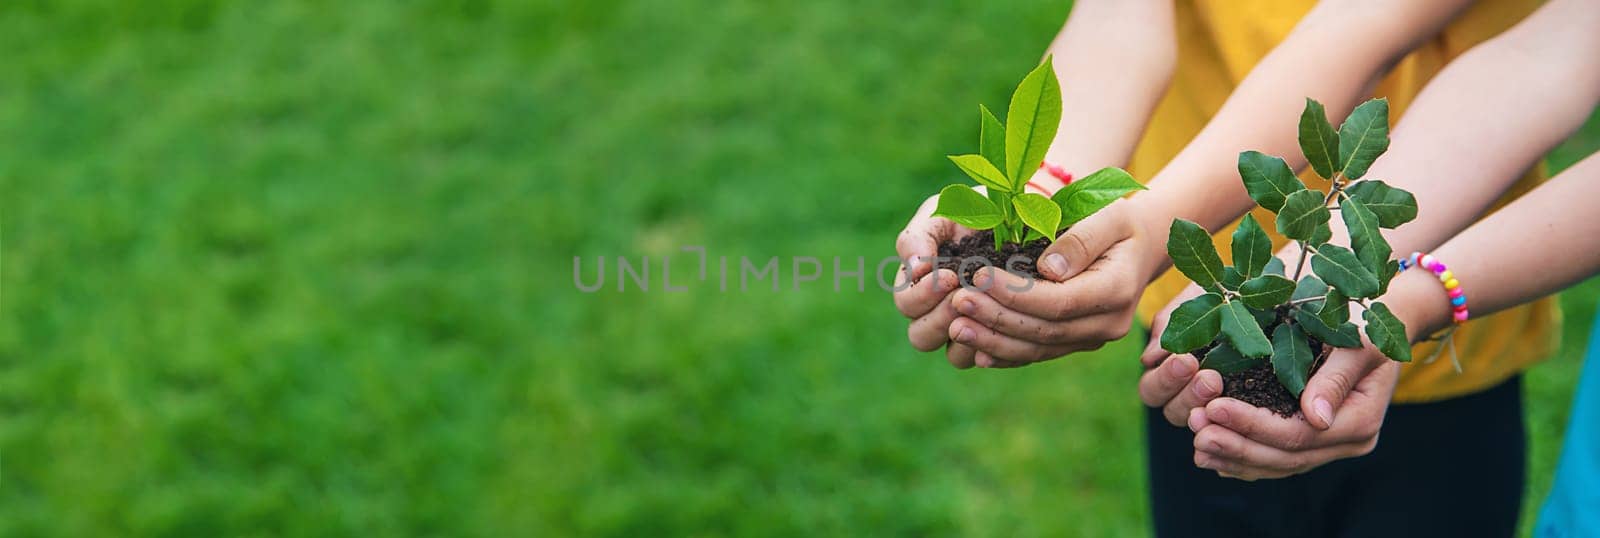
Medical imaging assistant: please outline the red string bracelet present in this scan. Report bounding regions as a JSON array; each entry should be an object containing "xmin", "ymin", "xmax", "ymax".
[{"xmin": 1029, "ymin": 161, "xmax": 1074, "ymax": 195}]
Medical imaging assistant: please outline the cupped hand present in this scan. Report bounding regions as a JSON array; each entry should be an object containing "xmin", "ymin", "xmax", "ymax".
[
  {"xmin": 1187, "ymin": 345, "xmax": 1400, "ymax": 481},
  {"xmin": 893, "ymin": 191, "xmax": 981, "ymax": 368},
  {"xmin": 1136, "ymin": 284, "xmax": 1224, "ymax": 425},
  {"xmin": 944, "ymin": 200, "xmax": 1159, "ymax": 367}
]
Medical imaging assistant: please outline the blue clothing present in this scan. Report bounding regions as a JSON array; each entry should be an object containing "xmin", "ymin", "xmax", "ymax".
[{"xmin": 1537, "ymin": 311, "xmax": 1600, "ymax": 537}]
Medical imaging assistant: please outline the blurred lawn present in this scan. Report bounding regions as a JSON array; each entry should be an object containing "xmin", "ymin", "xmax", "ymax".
[{"xmin": 1, "ymin": 1, "xmax": 1596, "ymax": 536}]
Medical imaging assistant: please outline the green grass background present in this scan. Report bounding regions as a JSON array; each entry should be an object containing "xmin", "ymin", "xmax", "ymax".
[{"xmin": 2, "ymin": 1, "xmax": 1597, "ymax": 536}]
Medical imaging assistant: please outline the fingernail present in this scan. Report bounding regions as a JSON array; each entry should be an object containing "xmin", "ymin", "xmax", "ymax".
[
  {"xmin": 956, "ymin": 328, "xmax": 975, "ymax": 344},
  {"xmin": 1194, "ymin": 377, "xmax": 1217, "ymax": 398},
  {"xmin": 1314, "ymin": 398, "xmax": 1335, "ymax": 427},
  {"xmin": 1170, "ymin": 356, "xmax": 1196, "ymax": 377},
  {"xmin": 1195, "ymin": 453, "xmax": 1214, "ymax": 470},
  {"xmin": 1042, "ymin": 254, "xmax": 1068, "ymax": 278},
  {"xmin": 958, "ymin": 299, "xmax": 976, "ymax": 315}
]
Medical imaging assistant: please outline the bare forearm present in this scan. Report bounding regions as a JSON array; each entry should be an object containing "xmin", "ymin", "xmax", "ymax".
[
  {"xmin": 1391, "ymin": 152, "xmax": 1600, "ymax": 339},
  {"xmin": 1037, "ymin": 0, "xmax": 1176, "ymax": 183},
  {"xmin": 1130, "ymin": 0, "xmax": 1473, "ymax": 281},
  {"xmin": 1346, "ymin": 0, "xmax": 1600, "ymax": 256}
]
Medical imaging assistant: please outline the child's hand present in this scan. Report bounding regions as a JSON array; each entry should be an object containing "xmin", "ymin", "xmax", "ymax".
[
  {"xmin": 1187, "ymin": 349, "xmax": 1398, "ymax": 481},
  {"xmin": 1138, "ymin": 284, "xmax": 1223, "ymax": 425},
  {"xmin": 893, "ymin": 192, "xmax": 981, "ymax": 368},
  {"xmin": 944, "ymin": 200, "xmax": 1156, "ymax": 367}
]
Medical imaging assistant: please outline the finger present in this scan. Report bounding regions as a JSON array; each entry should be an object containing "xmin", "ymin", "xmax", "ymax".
[
  {"xmin": 1300, "ymin": 348, "xmax": 1381, "ymax": 430},
  {"xmin": 894, "ymin": 268, "xmax": 959, "ymax": 319},
  {"xmin": 1036, "ymin": 202, "xmax": 1131, "ymax": 282},
  {"xmin": 946, "ymin": 342, "xmax": 976, "ymax": 369},
  {"xmin": 1162, "ymin": 369, "xmax": 1222, "ymax": 427},
  {"xmin": 1193, "ymin": 424, "xmax": 1363, "ymax": 477},
  {"xmin": 974, "ymin": 261, "xmax": 1133, "ymax": 322},
  {"xmin": 949, "ymin": 317, "xmax": 1071, "ymax": 363},
  {"xmin": 1137, "ymin": 354, "xmax": 1198, "ymax": 408},
  {"xmin": 895, "ymin": 196, "xmax": 952, "ymax": 283},
  {"xmin": 1204, "ymin": 398, "xmax": 1322, "ymax": 451},
  {"xmin": 974, "ymin": 351, "xmax": 1029, "ymax": 369},
  {"xmin": 1187, "ymin": 406, "xmax": 1211, "ymax": 433},
  {"xmin": 907, "ymin": 292, "xmax": 959, "ymax": 352},
  {"xmin": 951, "ymin": 286, "xmax": 1116, "ymax": 345},
  {"xmin": 1140, "ymin": 316, "xmax": 1172, "ymax": 368}
]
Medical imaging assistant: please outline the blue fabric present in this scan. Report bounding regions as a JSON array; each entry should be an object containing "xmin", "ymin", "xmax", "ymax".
[{"xmin": 1536, "ymin": 310, "xmax": 1600, "ymax": 538}]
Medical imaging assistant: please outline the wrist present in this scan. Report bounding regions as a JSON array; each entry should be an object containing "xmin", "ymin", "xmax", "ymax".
[{"xmin": 1380, "ymin": 268, "xmax": 1454, "ymax": 343}]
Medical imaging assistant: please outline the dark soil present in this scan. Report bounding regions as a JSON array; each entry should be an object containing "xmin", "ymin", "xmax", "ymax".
[
  {"xmin": 934, "ymin": 229, "xmax": 1050, "ymax": 284},
  {"xmin": 1198, "ymin": 325, "xmax": 1332, "ymax": 418}
]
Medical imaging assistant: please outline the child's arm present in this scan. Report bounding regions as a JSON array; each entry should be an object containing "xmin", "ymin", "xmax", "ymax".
[
  {"xmin": 895, "ymin": 0, "xmax": 1176, "ymax": 367},
  {"xmin": 1138, "ymin": 0, "xmax": 1600, "ymax": 423},
  {"xmin": 953, "ymin": 0, "xmax": 1483, "ymax": 367}
]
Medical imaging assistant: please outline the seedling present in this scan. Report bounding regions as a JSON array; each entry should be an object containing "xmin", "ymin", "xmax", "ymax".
[
  {"xmin": 933, "ymin": 56, "xmax": 1144, "ymax": 251},
  {"xmin": 1159, "ymin": 98, "xmax": 1418, "ymax": 413}
]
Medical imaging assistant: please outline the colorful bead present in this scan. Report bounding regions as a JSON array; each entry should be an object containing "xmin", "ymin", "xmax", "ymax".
[
  {"xmin": 1454, "ymin": 310, "xmax": 1470, "ymax": 322},
  {"xmin": 1451, "ymin": 296, "xmax": 1466, "ymax": 306},
  {"xmin": 1439, "ymin": 270, "xmax": 1453, "ymax": 281},
  {"xmin": 1420, "ymin": 254, "xmax": 1438, "ymax": 268},
  {"xmin": 1449, "ymin": 288, "xmax": 1464, "ymax": 298},
  {"xmin": 1444, "ymin": 278, "xmax": 1459, "ymax": 289}
]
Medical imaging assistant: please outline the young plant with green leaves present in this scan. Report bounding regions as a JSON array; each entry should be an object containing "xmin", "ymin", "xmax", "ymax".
[
  {"xmin": 1159, "ymin": 98, "xmax": 1419, "ymax": 397},
  {"xmin": 933, "ymin": 56, "xmax": 1145, "ymax": 250}
]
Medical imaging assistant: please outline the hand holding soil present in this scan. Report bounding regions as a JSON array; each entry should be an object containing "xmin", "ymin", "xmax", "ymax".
[
  {"xmin": 944, "ymin": 201, "xmax": 1152, "ymax": 367},
  {"xmin": 1187, "ymin": 350, "xmax": 1400, "ymax": 481}
]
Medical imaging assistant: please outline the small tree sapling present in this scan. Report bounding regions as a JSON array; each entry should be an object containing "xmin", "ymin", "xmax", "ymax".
[
  {"xmin": 932, "ymin": 56, "xmax": 1145, "ymax": 253},
  {"xmin": 1158, "ymin": 97, "xmax": 1419, "ymax": 416}
]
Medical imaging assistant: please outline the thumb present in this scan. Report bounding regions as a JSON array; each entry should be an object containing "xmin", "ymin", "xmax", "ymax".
[
  {"xmin": 1300, "ymin": 348, "xmax": 1380, "ymax": 430},
  {"xmin": 1038, "ymin": 206, "xmax": 1126, "ymax": 282}
]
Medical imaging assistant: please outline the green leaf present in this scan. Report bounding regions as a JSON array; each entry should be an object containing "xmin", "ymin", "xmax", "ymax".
[
  {"xmin": 1338, "ymin": 98, "xmax": 1390, "ymax": 180},
  {"xmin": 1220, "ymin": 300, "xmax": 1272, "ymax": 358},
  {"xmin": 1298, "ymin": 98, "xmax": 1341, "ymax": 179},
  {"xmin": 1250, "ymin": 306, "xmax": 1277, "ymax": 327},
  {"xmin": 1311, "ymin": 245, "xmax": 1379, "ymax": 298},
  {"xmin": 979, "ymin": 104, "xmax": 1007, "ymax": 179},
  {"xmin": 1264, "ymin": 256, "xmax": 1287, "ymax": 277},
  {"xmin": 1167, "ymin": 219, "xmax": 1226, "ymax": 293},
  {"xmin": 1376, "ymin": 258, "xmax": 1400, "ymax": 296},
  {"xmin": 1239, "ymin": 275, "xmax": 1295, "ymax": 309},
  {"xmin": 1271, "ymin": 323, "xmax": 1314, "ymax": 397},
  {"xmin": 1004, "ymin": 56, "xmax": 1062, "ymax": 188},
  {"xmin": 1345, "ymin": 180, "xmax": 1417, "ymax": 228},
  {"xmin": 1012, "ymin": 193, "xmax": 1062, "ymax": 241},
  {"xmin": 1161, "ymin": 293, "xmax": 1226, "ymax": 353},
  {"xmin": 1363, "ymin": 301, "xmax": 1412, "ymax": 362},
  {"xmin": 1317, "ymin": 289, "xmax": 1350, "ymax": 326},
  {"xmin": 1051, "ymin": 167, "xmax": 1144, "ymax": 227},
  {"xmin": 948, "ymin": 154, "xmax": 1011, "ymax": 193},
  {"xmin": 1200, "ymin": 342, "xmax": 1260, "ymax": 375},
  {"xmin": 1222, "ymin": 266, "xmax": 1244, "ymax": 291},
  {"xmin": 932, "ymin": 184, "xmax": 1003, "ymax": 230},
  {"xmin": 1237, "ymin": 150, "xmax": 1305, "ymax": 212},
  {"xmin": 1309, "ymin": 220, "xmax": 1333, "ymax": 248},
  {"xmin": 1277, "ymin": 189, "xmax": 1330, "ymax": 241},
  {"xmin": 1293, "ymin": 275, "xmax": 1328, "ymax": 302},
  {"xmin": 1296, "ymin": 309, "xmax": 1362, "ymax": 348},
  {"xmin": 1340, "ymin": 196, "xmax": 1391, "ymax": 276},
  {"xmin": 1232, "ymin": 213, "xmax": 1272, "ymax": 278}
]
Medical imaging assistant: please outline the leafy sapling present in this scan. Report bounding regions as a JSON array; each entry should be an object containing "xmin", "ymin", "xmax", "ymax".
[
  {"xmin": 1159, "ymin": 97, "xmax": 1419, "ymax": 415},
  {"xmin": 932, "ymin": 56, "xmax": 1145, "ymax": 252}
]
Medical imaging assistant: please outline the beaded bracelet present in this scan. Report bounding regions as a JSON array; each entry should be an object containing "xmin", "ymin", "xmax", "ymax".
[
  {"xmin": 1398, "ymin": 251, "xmax": 1469, "ymax": 324},
  {"xmin": 1028, "ymin": 161, "xmax": 1074, "ymax": 195}
]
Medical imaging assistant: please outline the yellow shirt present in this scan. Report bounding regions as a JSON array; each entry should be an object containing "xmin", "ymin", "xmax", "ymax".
[{"xmin": 1131, "ymin": 0, "xmax": 1558, "ymax": 403}]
